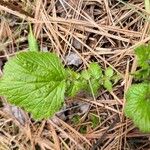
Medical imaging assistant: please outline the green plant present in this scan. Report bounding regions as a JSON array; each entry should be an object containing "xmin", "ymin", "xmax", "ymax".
[
  {"xmin": 0, "ymin": 27, "xmax": 117, "ymax": 120},
  {"xmin": 125, "ymin": 3, "xmax": 150, "ymax": 133},
  {"xmin": 71, "ymin": 115, "xmax": 80, "ymax": 124},
  {"xmin": 90, "ymin": 113, "xmax": 101, "ymax": 128},
  {"xmin": 79, "ymin": 125, "xmax": 87, "ymax": 134},
  {"xmin": 125, "ymin": 44, "xmax": 150, "ymax": 133}
]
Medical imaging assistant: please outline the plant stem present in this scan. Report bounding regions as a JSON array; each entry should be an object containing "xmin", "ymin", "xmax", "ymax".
[
  {"xmin": 144, "ymin": 0, "xmax": 150, "ymax": 34},
  {"xmin": 145, "ymin": 0, "xmax": 150, "ymax": 13}
]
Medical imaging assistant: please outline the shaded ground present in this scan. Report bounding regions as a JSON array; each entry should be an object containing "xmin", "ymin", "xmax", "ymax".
[{"xmin": 0, "ymin": 0, "xmax": 150, "ymax": 150}]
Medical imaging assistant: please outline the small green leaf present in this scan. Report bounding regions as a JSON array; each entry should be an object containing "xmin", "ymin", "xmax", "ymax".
[
  {"xmin": 90, "ymin": 113, "xmax": 100, "ymax": 128},
  {"xmin": 88, "ymin": 63, "xmax": 102, "ymax": 79},
  {"xmin": 66, "ymin": 69, "xmax": 80, "ymax": 80},
  {"xmin": 135, "ymin": 44, "xmax": 150, "ymax": 69},
  {"xmin": 88, "ymin": 79, "xmax": 101, "ymax": 95},
  {"xmin": 79, "ymin": 125, "xmax": 87, "ymax": 134},
  {"xmin": 111, "ymin": 74, "xmax": 121, "ymax": 84},
  {"xmin": 134, "ymin": 69, "xmax": 150, "ymax": 81},
  {"xmin": 28, "ymin": 24, "xmax": 39, "ymax": 52},
  {"xmin": 0, "ymin": 51, "xmax": 66, "ymax": 120},
  {"xmin": 103, "ymin": 79, "xmax": 112, "ymax": 91},
  {"xmin": 81, "ymin": 70, "xmax": 91, "ymax": 80},
  {"xmin": 105, "ymin": 67, "xmax": 114, "ymax": 78},
  {"xmin": 67, "ymin": 80, "xmax": 86, "ymax": 97},
  {"xmin": 125, "ymin": 83, "xmax": 150, "ymax": 132},
  {"xmin": 72, "ymin": 115, "xmax": 80, "ymax": 124},
  {"xmin": 81, "ymin": 63, "xmax": 102, "ymax": 80}
]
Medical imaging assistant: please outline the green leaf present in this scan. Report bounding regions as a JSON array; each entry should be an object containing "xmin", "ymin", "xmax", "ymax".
[
  {"xmin": 103, "ymin": 79, "xmax": 112, "ymax": 91},
  {"xmin": 28, "ymin": 24, "xmax": 39, "ymax": 52},
  {"xmin": 88, "ymin": 63, "xmax": 102, "ymax": 79},
  {"xmin": 125, "ymin": 83, "xmax": 150, "ymax": 132},
  {"xmin": 105, "ymin": 67, "xmax": 114, "ymax": 78},
  {"xmin": 81, "ymin": 70, "xmax": 91, "ymax": 80},
  {"xmin": 80, "ymin": 63, "xmax": 102, "ymax": 95},
  {"xmin": 66, "ymin": 69, "xmax": 88, "ymax": 97},
  {"xmin": 0, "ymin": 51, "xmax": 66, "ymax": 120},
  {"xmin": 79, "ymin": 125, "xmax": 87, "ymax": 134},
  {"xmin": 88, "ymin": 79, "xmax": 101, "ymax": 95},
  {"xmin": 66, "ymin": 68, "xmax": 80, "ymax": 80},
  {"xmin": 134, "ymin": 69, "xmax": 150, "ymax": 81},
  {"xmin": 67, "ymin": 80, "xmax": 86, "ymax": 97},
  {"xmin": 90, "ymin": 113, "xmax": 100, "ymax": 128},
  {"xmin": 111, "ymin": 74, "xmax": 121, "ymax": 84},
  {"xmin": 135, "ymin": 44, "xmax": 150, "ymax": 69},
  {"xmin": 72, "ymin": 115, "xmax": 80, "ymax": 124},
  {"xmin": 81, "ymin": 63, "xmax": 102, "ymax": 80}
]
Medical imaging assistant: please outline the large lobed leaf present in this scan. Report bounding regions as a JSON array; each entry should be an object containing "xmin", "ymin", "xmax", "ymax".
[
  {"xmin": 125, "ymin": 83, "xmax": 150, "ymax": 132},
  {"xmin": 0, "ymin": 51, "xmax": 66, "ymax": 120}
]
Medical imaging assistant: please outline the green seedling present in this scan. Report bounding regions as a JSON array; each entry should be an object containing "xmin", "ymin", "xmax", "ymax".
[
  {"xmin": 102, "ymin": 67, "xmax": 120, "ymax": 91},
  {"xmin": 103, "ymin": 67, "xmax": 114, "ymax": 91},
  {"xmin": 125, "ymin": 44, "xmax": 150, "ymax": 133},
  {"xmin": 79, "ymin": 125, "xmax": 87, "ymax": 134},
  {"xmin": 71, "ymin": 115, "xmax": 80, "ymax": 124},
  {"xmin": 90, "ymin": 113, "xmax": 101, "ymax": 128},
  {"xmin": 0, "ymin": 26, "xmax": 118, "ymax": 120}
]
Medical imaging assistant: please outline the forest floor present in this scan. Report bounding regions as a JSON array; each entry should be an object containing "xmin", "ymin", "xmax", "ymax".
[{"xmin": 0, "ymin": 0, "xmax": 150, "ymax": 150}]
